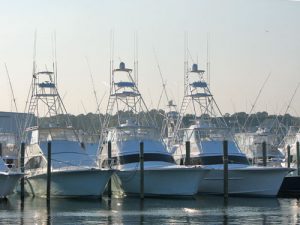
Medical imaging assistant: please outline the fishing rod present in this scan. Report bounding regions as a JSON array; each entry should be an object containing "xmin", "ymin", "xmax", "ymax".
[
  {"xmin": 85, "ymin": 57, "xmax": 103, "ymax": 129},
  {"xmin": 4, "ymin": 63, "xmax": 22, "ymax": 140},
  {"xmin": 241, "ymin": 72, "xmax": 271, "ymax": 131},
  {"xmin": 153, "ymin": 48, "xmax": 172, "ymax": 111}
]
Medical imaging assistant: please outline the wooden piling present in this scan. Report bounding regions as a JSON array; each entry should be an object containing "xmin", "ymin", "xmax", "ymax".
[
  {"xmin": 20, "ymin": 142, "xmax": 25, "ymax": 200},
  {"xmin": 223, "ymin": 140, "xmax": 228, "ymax": 199},
  {"xmin": 140, "ymin": 141, "xmax": 144, "ymax": 199},
  {"xmin": 107, "ymin": 141, "xmax": 112, "ymax": 198},
  {"xmin": 0, "ymin": 143, "xmax": 2, "ymax": 157},
  {"xmin": 297, "ymin": 141, "xmax": 300, "ymax": 176},
  {"xmin": 185, "ymin": 141, "xmax": 190, "ymax": 166},
  {"xmin": 262, "ymin": 141, "xmax": 267, "ymax": 167},
  {"xmin": 47, "ymin": 141, "xmax": 52, "ymax": 201},
  {"xmin": 287, "ymin": 145, "xmax": 291, "ymax": 168}
]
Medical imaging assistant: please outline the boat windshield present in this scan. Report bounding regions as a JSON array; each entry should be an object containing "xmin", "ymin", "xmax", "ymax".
[
  {"xmin": 108, "ymin": 126, "xmax": 160, "ymax": 142},
  {"xmin": 37, "ymin": 128, "xmax": 78, "ymax": 142},
  {"xmin": 180, "ymin": 127, "xmax": 233, "ymax": 142}
]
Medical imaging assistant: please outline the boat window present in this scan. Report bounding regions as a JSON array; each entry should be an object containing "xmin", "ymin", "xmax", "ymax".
[
  {"xmin": 25, "ymin": 156, "xmax": 47, "ymax": 169},
  {"xmin": 188, "ymin": 155, "xmax": 250, "ymax": 166},
  {"xmin": 101, "ymin": 153, "xmax": 175, "ymax": 167},
  {"xmin": 115, "ymin": 127, "xmax": 160, "ymax": 141},
  {"xmin": 38, "ymin": 129, "xmax": 78, "ymax": 142}
]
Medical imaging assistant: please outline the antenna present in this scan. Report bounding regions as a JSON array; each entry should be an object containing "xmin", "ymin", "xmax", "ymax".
[
  {"xmin": 4, "ymin": 64, "xmax": 22, "ymax": 141},
  {"xmin": 184, "ymin": 32, "xmax": 188, "ymax": 96},
  {"xmin": 109, "ymin": 30, "xmax": 114, "ymax": 95},
  {"xmin": 206, "ymin": 33, "xmax": 211, "ymax": 87},
  {"xmin": 53, "ymin": 31, "xmax": 58, "ymax": 88},
  {"xmin": 33, "ymin": 30, "xmax": 37, "ymax": 76},
  {"xmin": 134, "ymin": 31, "xmax": 139, "ymax": 86}
]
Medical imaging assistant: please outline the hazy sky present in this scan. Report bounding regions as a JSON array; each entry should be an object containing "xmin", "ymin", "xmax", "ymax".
[{"xmin": 0, "ymin": 0, "xmax": 299, "ymax": 116}]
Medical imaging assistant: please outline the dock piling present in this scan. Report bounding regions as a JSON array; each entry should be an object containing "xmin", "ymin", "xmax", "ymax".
[
  {"xmin": 47, "ymin": 141, "xmax": 52, "ymax": 201},
  {"xmin": 185, "ymin": 141, "xmax": 190, "ymax": 166},
  {"xmin": 107, "ymin": 141, "xmax": 112, "ymax": 198},
  {"xmin": 20, "ymin": 142, "xmax": 25, "ymax": 200},
  {"xmin": 223, "ymin": 140, "xmax": 228, "ymax": 199},
  {"xmin": 0, "ymin": 143, "xmax": 2, "ymax": 157},
  {"xmin": 262, "ymin": 141, "xmax": 267, "ymax": 167},
  {"xmin": 140, "ymin": 141, "xmax": 144, "ymax": 199},
  {"xmin": 287, "ymin": 145, "xmax": 291, "ymax": 168},
  {"xmin": 297, "ymin": 142, "xmax": 300, "ymax": 176}
]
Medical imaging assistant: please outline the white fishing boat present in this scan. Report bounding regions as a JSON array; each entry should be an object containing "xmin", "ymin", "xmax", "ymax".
[
  {"xmin": 0, "ymin": 155, "xmax": 23, "ymax": 198},
  {"xmin": 278, "ymin": 126, "xmax": 300, "ymax": 172},
  {"xmin": 170, "ymin": 60, "xmax": 291, "ymax": 197},
  {"xmin": 22, "ymin": 59, "xmax": 113, "ymax": 198},
  {"xmin": 235, "ymin": 127, "xmax": 284, "ymax": 166},
  {"xmin": 98, "ymin": 62, "xmax": 208, "ymax": 197}
]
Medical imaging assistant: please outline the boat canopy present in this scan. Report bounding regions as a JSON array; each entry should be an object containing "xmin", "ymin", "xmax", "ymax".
[
  {"xmin": 190, "ymin": 81, "xmax": 207, "ymax": 88},
  {"xmin": 38, "ymin": 82, "xmax": 55, "ymax": 88},
  {"xmin": 114, "ymin": 81, "xmax": 135, "ymax": 88}
]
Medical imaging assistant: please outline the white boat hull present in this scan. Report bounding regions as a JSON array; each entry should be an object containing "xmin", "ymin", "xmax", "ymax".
[
  {"xmin": 25, "ymin": 168, "xmax": 113, "ymax": 198},
  {"xmin": 113, "ymin": 166, "xmax": 207, "ymax": 197},
  {"xmin": 0, "ymin": 172, "xmax": 23, "ymax": 198},
  {"xmin": 198, "ymin": 167, "xmax": 291, "ymax": 197}
]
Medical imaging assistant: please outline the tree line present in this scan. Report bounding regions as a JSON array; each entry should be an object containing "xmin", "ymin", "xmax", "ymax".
[{"xmin": 40, "ymin": 110, "xmax": 300, "ymax": 135}]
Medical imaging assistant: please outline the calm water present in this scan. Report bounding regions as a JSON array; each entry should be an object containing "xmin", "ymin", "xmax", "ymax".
[{"xmin": 0, "ymin": 195, "xmax": 300, "ymax": 224}]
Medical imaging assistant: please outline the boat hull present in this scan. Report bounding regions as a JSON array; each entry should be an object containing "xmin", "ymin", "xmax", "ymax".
[
  {"xmin": 0, "ymin": 172, "xmax": 23, "ymax": 198},
  {"xmin": 198, "ymin": 167, "xmax": 291, "ymax": 197},
  {"xmin": 113, "ymin": 166, "xmax": 206, "ymax": 197},
  {"xmin": 24, "ymin": 169, "xmax": 113, "ymax": 198}
]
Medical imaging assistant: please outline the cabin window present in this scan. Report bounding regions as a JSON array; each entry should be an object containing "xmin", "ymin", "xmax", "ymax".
[
  {"xmin": 189, "ymin": 155, "xmax": 250, "ymax": 166},
  {"xmin": 101, "ymin": 153, "xmax": 175, "ymax": 167}
]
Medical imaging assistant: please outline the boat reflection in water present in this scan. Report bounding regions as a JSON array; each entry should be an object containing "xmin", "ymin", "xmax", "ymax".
[{"xmin": 2, "ymin": 195, "xmax": 300, "ymax": 225}]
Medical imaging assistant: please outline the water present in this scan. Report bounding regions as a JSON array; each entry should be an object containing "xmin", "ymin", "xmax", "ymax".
[{"xmin": 1, "ymin": 195, "xmax": 300, "ymax": 224}]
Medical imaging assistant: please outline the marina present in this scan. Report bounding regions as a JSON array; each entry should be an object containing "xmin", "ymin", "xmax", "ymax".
[{"xmin": 1, "ymin": 0, "xmax": 300, "ymax": 224}]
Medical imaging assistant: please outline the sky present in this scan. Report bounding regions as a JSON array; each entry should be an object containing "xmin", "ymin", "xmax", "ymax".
[{"xmin": 0, "ymin": 0, "xmax": 299, "ymax": 116}]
